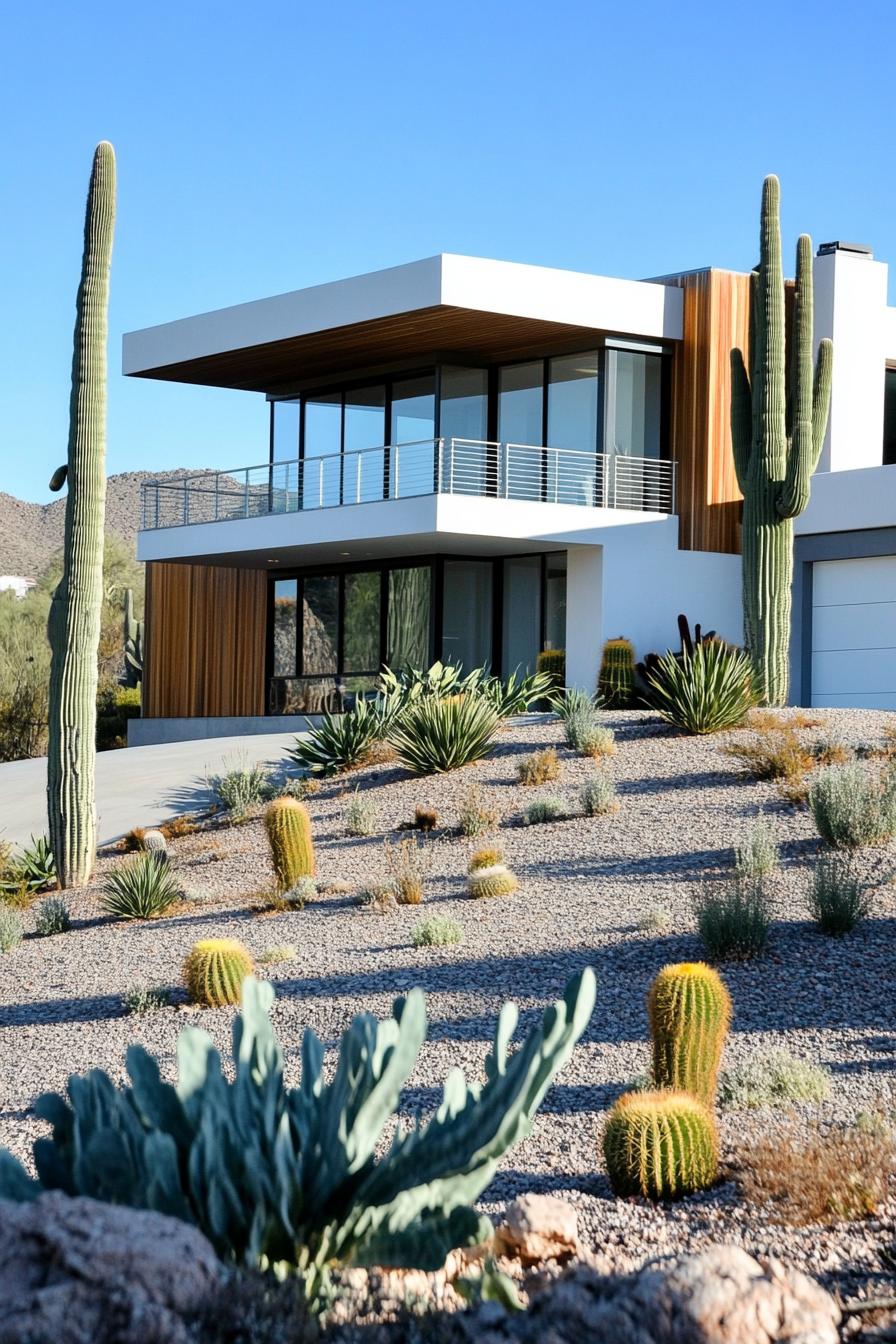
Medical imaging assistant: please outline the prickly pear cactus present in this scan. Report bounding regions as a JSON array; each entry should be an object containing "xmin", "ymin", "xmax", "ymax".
[{"xmin": 46, "ymin": 143, "xmax": 116, "ymax": 887}]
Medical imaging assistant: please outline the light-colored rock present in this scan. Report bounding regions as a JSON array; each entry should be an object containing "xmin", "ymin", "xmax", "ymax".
[
  {"xmin": 0, "ymin": 1191, "xmax": 222, "ymax": 1344},
  {"xmin": 494, "ymin": 1194, "xmax": 579, "ymax": 1265}
]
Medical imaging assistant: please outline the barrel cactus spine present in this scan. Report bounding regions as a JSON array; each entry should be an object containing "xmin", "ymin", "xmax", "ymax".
[
  {"xmin": 183, "ymin": 938, "xmax": 254, "ymax": 1007},
  {"xmin": 468, "ymin": 864, "xmax": 518, "ymax": 899},
  {"xmin": 603, "ymin": 1090, "xmax": 718, "ymax": 1199},
  {"xmin": 648, "ymin": 962, "xmax": 731, "ymax": 1105},
  {"xmin": 46, "ymin": 143, "xmax": 116, "ymax": 888},
  {"xmin": 598, "ymin": 638, "xmax": 635, "ymax": 708},
  {"xmin": 265, "ymin": 797, "xmax": 315, "ymax": 891},
  {"xmin": 731, "ymin": 175, "xmax": 833, "ymax": 706}
]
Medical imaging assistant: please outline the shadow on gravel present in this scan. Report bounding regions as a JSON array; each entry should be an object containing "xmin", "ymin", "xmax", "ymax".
[
  {"xmin": 616, "ymin": 768, "xmax": 746, "ymax": 797},
  {"xmin": 398, "ymin": 1079, "xmax": 625, "ymax": 1116},
  {"xmin": 0, "ymin": 993, "xmax": 126, "ymax": 1028},
  {"xmin": 482, "ymin": 1168, "xmax": 607, "ymax": 1200}
]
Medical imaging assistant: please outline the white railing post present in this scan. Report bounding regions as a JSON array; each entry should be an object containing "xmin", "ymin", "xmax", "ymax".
[
  {"xmin": 502, "ymin": 442, "xmax": 509, "ymax": 497},
  {"xmin": 214, "ymin": 473, "xmax": 219, "ymax": 521},
  {"xmin": 448, "ymin": 439, "xmax": 454, "ymax": 494},
  {"xmin": 182, "ymin": 479, "xmax": 189, "ymax": 526},
  {"xmin": 318, "ymin": 459, "xmax": 323, "ymax": 508},
  {"xmin": 395, "ymin": 443, "xmax": 401, "ymax": 497},
  {"xmin": 552, "ymin": 448, "xmax": 559, "ymax": 503},
  {"xmin": 355, "ymin": 452, "xmax": 361, "ymax": 505},
  {"xmin": 436, "ymin": 437, "xmax": 443, "ymax": 493}
]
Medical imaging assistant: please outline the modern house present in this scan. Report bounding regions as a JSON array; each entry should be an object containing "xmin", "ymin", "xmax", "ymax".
[{"xmin": 126, "ymin": 244, "xmax": 896, "ymax": 744}]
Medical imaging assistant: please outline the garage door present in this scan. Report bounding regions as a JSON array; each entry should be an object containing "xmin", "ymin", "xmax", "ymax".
[{"xmin": 810, "ymin": 555, "xmax": 896, "ymax": 708}]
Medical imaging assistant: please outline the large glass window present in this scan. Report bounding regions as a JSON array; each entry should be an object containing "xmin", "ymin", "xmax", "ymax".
[
  {"xmin": 884, "ymin": 368, "xmax": 896, "ymax": 466},
  {"xmin": 272, "ymin": 399, "xmax": 300, "ymax": 462},
  {"xmin": 544, "ymin": 552, "xmax": 567, "ymax": 653},
  {"xmin": 547, "ymin": 353, "xmax": 600, "ymax": 504},
  {"xmin": 303, "ymin": 395, "xmax": 342, "ymax": 507},
  {"xmin": 344, "ymin": 571, "xmax": 381, "ymax": 672},
  {"xmin": 303, "ymin": 574, "xmax": 339, "ymax": 674},
  {"xmin": 498, "ymin": 362, "xmax": 543, "ymax": 445},
  {"xmin": 502, "ymin": 557, "xmax": 541, "ymax": 677},
  {"xmin": 441, "ymin": 366, "xmax": 489, "ymax": 493},
  {"xmin": 344, "ymin": 385, "xmax": 386, "ymax": 504},
  {"xmin": 272, "ymin": 579, "xmax": 297, "ymax": 677},
  {"xmin": 442, "ymin": 560, "xmax": 493, "ymax": 671},
  {"xmin": 607, "ymin": 349, "xmax": 662, "ymax": 458},
  {"xmin": 387, "ymin": 566, "xmax": 432, "ymax": 668},
  {"xmin": 390, "ymin": 376, "xmax": 436, "ymax": 497}
]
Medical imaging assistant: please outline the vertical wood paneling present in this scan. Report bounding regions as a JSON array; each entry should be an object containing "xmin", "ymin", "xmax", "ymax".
[
  {"xmin": 143, "ymin": 562, "xmax": 266, "ymax": 717},
  {"xmin": 666, "ymin": 269, "xmax": 750, "ymax": 553}
]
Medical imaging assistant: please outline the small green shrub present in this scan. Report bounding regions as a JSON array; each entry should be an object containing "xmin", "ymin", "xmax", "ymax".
[
  {"xmin": 695, "ymin": 876, "xmax": 770, "ymax": 960},
  {"xmin": 344, "ymin": 788, "xmax": 378, "ymax": 837},
  {"xmin": 384, "ymin": 837, "xmax": 430, "ymax": 905},
  {"xmin": 468, "ymin": 864, "xmax": 519, "ymax": 899},
  {"xmin": 389, "ymin": 694, "xmax": 501, "ymax": 775},
  {"xmin": 734, "ymin": 819, "xmax": 779, "ymax": 877},
  {"xmin": 102, "ymin": 852, "xmax": 182, "ymax": 920},
  {"xmin": 563, "ymin": 705, "xmax": 601, "ymax": 752},
  {"xmin": 638, "ymin": 907, "xmax": 672, "ymax": 934},
  {"xmin": 581, "ymin": 773, "xmax": 618, "ymax": 817},
  {"xmin": 412, "ymin": 915, "xmax": 462, "ymax": 947},
  {"xmin": 0, "ymin": 906, "xmax": 23, "ymax": 952},
  {"xmin": 719, "ymin": 1048, "xmax": 831, "ymax": 1109},
  {"xmin": 524, "ymin": 796, "xmax": 565, "ymax": 826},
  {"xmin": 123, "ymin": 984, "xmax": 172, "ymax": 1015},
  {"xmin": 458, "ymin": 784, "xmax": 500, "ymax": 837},
  {"xmin": 517, "ymin": 747, "xmax": 560, "ymax": 785},
  {"xmin": 96, "ymin": 684, "xmax": 141, "ymax": 751},
  {"xmin": 576, "ymin": 724, "xmax": 616, "ymax": 759},
  {"xmin": 647, "ymin": 642, "xmax": 757, "ymax": 735},
  {"xmin": 807, "ymin": 854, "xmax": 872, "ymax": 934},
  {"xmin": 288, "ymin": 698, "xmax": 388, "ymax": 776},
  {"xmin": 809, "ymin": 762, "xmax": 896, "ymax": 848},
  {"xmin": 34, "ymin": 896, "xmax": 71, "ymax": 937},
  {"xmin": 273, "ymin": 876, "xmax": 317, "ymax": 911},
  {"xmin": 258, "ymin": 944, "xmax": 298, "ymax": 966},
  {"xmin": 208, "ymin": 755, "xmax": 271, "ymax": 815},
  {"xmin": 557, "ymin": 688, "xmax": 598, "ymax": 722}
]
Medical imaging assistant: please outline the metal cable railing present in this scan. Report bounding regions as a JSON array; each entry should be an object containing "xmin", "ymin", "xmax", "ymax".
[{"xmin": 140, "ymin": 439, "xmax": 676, "ymax": 529}]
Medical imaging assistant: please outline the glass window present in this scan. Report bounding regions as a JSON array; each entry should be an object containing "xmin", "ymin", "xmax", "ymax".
[
  {"xmin": 498, "ymin": 362, "xmax": 543, "ymax": 445},
  {"xmin": 544, "ymin": 552, "xmax": 567, "ymax": 653},
  {"xmin": 302, "ymin": 574, "xmax": 339, "ymax": 674},
  {"xmin": 344, "ymin": 386, "xmax": 386, "ymax": 504},
  {"xmin": 502, "ymin": 557, "xmax": 541, "ymax": 678},
  {"xmin": 303, "ymin": 395, "xmax": 342, "ymax": 507},
  {"xmin": 547, "ymin": 353, "xmax": 599, "ymax": 451},
  {"xmin": 442, "ymin": 560, "xmax": 492, "ymax": 672},
  {"xmin": 387, "ymin": 566, "xmax": 432, "ymax": 668},
  {"xmin": 272, "ymin": 579, "xmax": 297, "ymax": 677},
  {"xmin": 272, "ymin": 399, "xmax": 300, "ymax": 462},
  {"xmin": 344, "ymin": 571, "xmax": 381, "ymax": 672},
  {"xmin": 390, "ymin": 376, "xmax": 435, "ymax": 497},
  {"xmin": 440, "ymin": 366, "xmax": 489, "ymax": 494},
  {"xmin": 608, "ymin": 350, "xmax": 663, "ymax": 458},
  {"xmin": 884, "ymin": 368, "xmax": 896, "ymax": 466}
]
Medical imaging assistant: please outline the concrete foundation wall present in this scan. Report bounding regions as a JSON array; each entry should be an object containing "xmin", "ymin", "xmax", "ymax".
[{"xmin": 129, "ymin": 714, "xmax": 318, "ymax": 747}]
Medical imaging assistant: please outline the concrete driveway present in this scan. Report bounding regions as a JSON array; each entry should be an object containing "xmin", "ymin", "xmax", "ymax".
[{"xmin": 0, "ymin": 733, "xmax": 302, "ymax": 850}]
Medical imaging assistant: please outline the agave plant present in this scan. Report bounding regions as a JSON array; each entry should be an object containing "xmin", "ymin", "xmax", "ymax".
[
  {"xmin": 288, "ymin": 697, "xmax": 389, "ymax": 775},
  {"xmin": 0, "ymin": 971, "xmax": 596, "ymax": 1302},
  {"xmin": 477, "ymin": 668, "xmax": 558, "ymax": 717},
  {"xmin": 388, "ymin": 693, "xmax": 501, "ymax": 774},
  {"xmin": 0, "ymin": 835, "xmax": 56, "ymax": 895},
  {"xmin": 101, "ymin": 851, "xmax": 182, "ymax": 920},
  {"xmin": 646, "ymin": 642, "xmax": 757, "ymax": 735}
]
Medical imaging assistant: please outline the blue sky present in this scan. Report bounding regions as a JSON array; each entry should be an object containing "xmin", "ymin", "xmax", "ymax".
[{"xmin": 2, "ymin": 0, "xmax": 894, "ymax": 503}]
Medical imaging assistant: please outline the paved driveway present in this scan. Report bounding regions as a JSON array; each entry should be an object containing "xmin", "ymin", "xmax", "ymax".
[{"xmin": 0, "ymin": 733, "xmax": 301, "ymax": 850}]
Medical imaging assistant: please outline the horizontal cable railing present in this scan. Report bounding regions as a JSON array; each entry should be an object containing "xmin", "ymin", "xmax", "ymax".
[{"xmin": 140, "ymin": 439, "xmax": 676, "ymax": 529}]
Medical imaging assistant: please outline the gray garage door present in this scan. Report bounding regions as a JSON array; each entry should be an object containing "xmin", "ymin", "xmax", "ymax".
[{"xmin": 810, "ymin": 555, "xmax": 896, "ymax": 708}]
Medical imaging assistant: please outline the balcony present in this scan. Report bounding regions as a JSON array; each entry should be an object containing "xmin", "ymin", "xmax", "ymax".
[{"xmin": 140, "ymin": 438, "xmax": 676, "ymax": 531}]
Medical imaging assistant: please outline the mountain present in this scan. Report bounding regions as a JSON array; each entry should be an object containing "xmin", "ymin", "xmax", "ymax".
[{"xmin": 0, "ymin": 471, "xmax": 188, "ymax": 578}]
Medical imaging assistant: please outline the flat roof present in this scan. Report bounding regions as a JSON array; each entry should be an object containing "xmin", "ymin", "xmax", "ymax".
[{"xmin": 122, "ymin": 253, "xmax": 684, "ymax": 393}]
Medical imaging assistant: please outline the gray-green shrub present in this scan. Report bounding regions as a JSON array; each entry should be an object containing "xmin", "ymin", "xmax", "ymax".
[
  {"xmin": 695, "ymin": 876, "xmax": 770, "ymax": 960},
  {"xmin": 807, "ymin": 854, "xmax": 872, "ymax": 934},
  {"xmin": 0, "ymin": 907, "xmax": 23, "ymax": 952},
  {"xmin": 734, "ymin": 819, "xmax": 779, "ymax": 877},
  {"xmin": 208, "ymin": 755, "xmax": 271, "ymax": 814},
  {"xmin": 412, "ymin": 915, "xmax": 462, "ymax": 947},
  {"xmin": 458, "ymin": 784, "xmax": 499, "ymax": 837},
  {"xmin": 719, "ymin": 1048, "xmax": 831, "ymax": 1109},
  {"xmin": 581, "ymin": 773, "xmax": 618, "ymax": 817},
  {"xmin": 34, "ymin": 896, "xmax": 71, "ymax": 936},
  {"xmin": 344, "ymin": 788, "xmax": 378, "ymax": 837},
  {"xmin": 524, "ymin": 796, "xmax": 565, "ymax": 826},
  {"xmin": 809, "ymin": 762, "xmax": 896, "ymax": 848},
  {"xmin": 123, "ymin": 984, "xmax": 172, "ymax": 1015}
]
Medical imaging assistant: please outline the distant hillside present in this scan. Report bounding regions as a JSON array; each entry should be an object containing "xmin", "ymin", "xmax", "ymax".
[{"xmin": 0, "ymin": 471, "xmax": 191, "ymax": 578}]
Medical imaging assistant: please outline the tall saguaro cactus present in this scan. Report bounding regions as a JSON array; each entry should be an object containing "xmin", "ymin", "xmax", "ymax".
[
  {"xmin": 47, "ymin": 143, "xmax": 116, "ymax": 887},
  {"xmin": 731, "ymin": 175, "xmax": 833, "ymax": 705}
]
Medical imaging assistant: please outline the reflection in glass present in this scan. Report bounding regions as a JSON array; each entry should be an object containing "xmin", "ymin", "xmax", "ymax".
[
  {"xmin": 498, "ymin": 362, "xmax": 543, "ymax": 445},
  {"xmin": 544, "ymin": 552, "xmax": 567, "ymax": 653},
  {"xmin": 272, "ymin": 579, "xmax": 297, "ymax": 677},
  {"xmin": 442, "ymin": 560, "xmax": 492, "ymax": 671},
  {"xmin": 302, "ymin": 575, "xmax": 339, "ymax": 674},
  {"xmin": 344, "ymin": 571, "xmax": 381, "ymax": 672},
  {"xmin": 440, "ymin": 366, "xmax": 489, "ymax": 493},
  {"xmin": 303, "ymin": 395, "xmax": 342, "ymax": 507},
  {"xmin": 390, "ymin": 376, "xmax": 435, "ymax": 497},
  {"xmin": 547, "ymin": 353, "xmax": 599, "ymax": 504},
  {"xmin": 387, "ymin": 567, "xmax": 431, "ymax": 668},
  {"xmin": 344, "ymin": 386, "xmax": 385, "ymax": 503},
  {"xmin": 609, "ymin": 351, "xmax": 662, "ymax": 458},
  {"xmin": 502, "ymin": 557, "xmax": 541, "ymax": 677},
  {"xmin": 272, "ymin": 399, "xmax": 300, "ymax": 462}
]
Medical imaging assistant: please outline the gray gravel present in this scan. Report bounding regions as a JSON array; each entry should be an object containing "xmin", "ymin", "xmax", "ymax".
[{"xmin": 1, "ymin": 709, "xmax": 895, "ymax": 1308}]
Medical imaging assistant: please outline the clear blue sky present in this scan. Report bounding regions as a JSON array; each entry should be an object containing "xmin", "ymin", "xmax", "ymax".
[{"xmin": 2, "ymin": 0, "xmax": 894, "ymax": 503}]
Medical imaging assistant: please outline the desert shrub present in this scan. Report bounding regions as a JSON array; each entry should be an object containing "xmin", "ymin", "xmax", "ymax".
[
  {"xmin": 458, "ymin": 784, "xmax": 500, "ymax": 837},
  {"xmin": 581, "ymin": 773, "xmax": 618, "ymax": 817},
  {"xmin": 563, "ymin": 705, "xmax": 600, "ymax": 752},
  {"xmin": 723, "ymin": 725, "xmax": 813, "ymax": 802},
  {"xmin": 159, "ymin": 813, "xmax": 201, "ymax": 840},
  {"xmin": 344, "ymin": 788, "xmax": 378, "ymax": 837},
  {"xmin": 809, "ymin": 762, "xmax": 896, "ymax": 847},
  {"xmin": 556, "ymin": 687, "xmax": 598, "ymax": 722},
  {"xmin": 384, "ymin": 837, "xmax": 430, "ymax": 905},
  {"xmin": 0, "ymin": 907, "xmax": 23, "ymax": 952},
  {"xmin": 257, "ymin": 945, "xmax": 298, "ymax": 966},
  {"xmin": 354, "ymin": 883, "xmax": 397, "ymax": 913},
  {"xmin": 734, "ymin": 819, "xmax": 779, "ymax": 877},
  {"xmin": 695, "ymin": 876, "xmax": 770, "ymax": 960},
  {"xmin": 208, "ymin": 756, "xmax": 271, "ymax": 815},
  {"xmin": 576, "ymin": 724, "xmax": 617, "ymax": 759},
  {"xmin": 807, "ymin": 854, "xmax": 872, "ymax": 934},
  {"xmin": 273, "ymin": 775, "xmax": 320, "ymax": 801},
  {"xmin": 719, "ymin": 1048, "xmax": 831, "ymax": 1109},
  {"xmin": 123, "ymin": 984, "xmax": 172, "ymax": 1015},
  {"xmin": 184, "ymin": 939, "xmax": 254, "ymax": 1007},
  {"xmin": 389, "ymin": 694, "xmax": 501, "ymax": 775},
  {"xmin": 96, "ymin": 684, "xmax": 141, "ymax": 751},
  {"xmin": 412, "ymin": 915, "xmax": 462, "ymax": 947},
  {"xmin": 647, "ymin": 642, "xmax": 757, "ymax": 735},
  {"xmin": 468, "ymin": 864, "xmax": 519, "ymax": 899},
  {"xmin": 638, "ymin": 907, "xmax": 672, "ymax": 934},
  {"xmin": 271, "ymin": 876, "xmax": 317, "ymax": 912},
  {"xmin": 739, "ymin": 1122, "xmax": 893, "ymax": 1224},
  {"xmin": 34, "ymin": 896, "xmax": 70, "ymax": 937},
  {"xmin": 288, "ymin": 698, "xmax": 388, "ymax": 776},
  {"xmin": 517, "ymin": 747, "xmax": 560, "ymax": 785},
  {"xmin": 0, "ymin": 834, "xmax": 56, "ymax": 896},
  {"xmin": 524, "ymin": 796, "xmax": 565, "ymax": 826},
  {"xmin": 469, "ymin": 847, "xmax": 503, "ymax": 871},
  {"xmin": 101, "ymin": 852, "xmax": 182, "ymax": 920},
  {"xmin": 413, "ymin": 805, "xmax": 439, "ymax": 832}
]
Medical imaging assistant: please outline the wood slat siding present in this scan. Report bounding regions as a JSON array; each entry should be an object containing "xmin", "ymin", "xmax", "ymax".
[
  {"xmin": 143, "ymin": 562, "xmax": 266, "ymax": 718},
  {"xmin": 666, "ymin": 269, "xmax": 750, "ymax": 553}
]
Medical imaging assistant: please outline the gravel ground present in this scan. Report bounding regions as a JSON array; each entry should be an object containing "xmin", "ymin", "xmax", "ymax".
[{"xmin": 2, "ymin": 709, "xmax": 895, "ymax": 1319}]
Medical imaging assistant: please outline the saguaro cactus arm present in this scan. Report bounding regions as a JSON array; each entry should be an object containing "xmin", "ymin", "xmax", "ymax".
[{"xmin": 777, "ymin": 235, "xmax": 834, "ymax": 519}]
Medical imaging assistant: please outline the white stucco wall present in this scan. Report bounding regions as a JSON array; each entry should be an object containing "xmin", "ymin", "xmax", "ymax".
[{"xmin": 796, "ymin": 463, "xmax": 896, "ymax": 536}]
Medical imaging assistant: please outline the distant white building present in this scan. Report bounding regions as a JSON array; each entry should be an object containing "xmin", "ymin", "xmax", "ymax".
[{"xmin": 0, "ymin": 576, "xmax": 36, "ymax": 600}]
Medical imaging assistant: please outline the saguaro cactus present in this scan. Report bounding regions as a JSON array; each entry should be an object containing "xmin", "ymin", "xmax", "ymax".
[
  {"xmin": 731, "ymin": 175, "xmax": 833, "ymax": 705},
  {"xmin": 46, "ymin": 143, "xmax": 116, "ymax": 888},
  {"xmin": 121, "ymin": 587, "xmax": 144, "ymax": 688}
]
